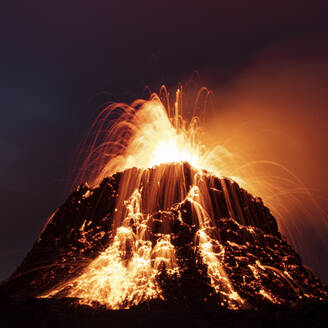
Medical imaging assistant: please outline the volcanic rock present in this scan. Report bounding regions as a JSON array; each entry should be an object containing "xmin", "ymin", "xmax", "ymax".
[{"xmin": 1, "ymin": 162, "xmax": 327, "ymax": 309}]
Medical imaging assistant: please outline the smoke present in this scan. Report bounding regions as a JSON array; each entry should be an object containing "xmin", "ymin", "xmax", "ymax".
[{"xmin": 205, "ymin": 38, "xmax": 328, "ymax": 282}]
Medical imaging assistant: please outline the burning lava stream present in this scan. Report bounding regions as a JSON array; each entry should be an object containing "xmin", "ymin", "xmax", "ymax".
[{"xmin": 2, "ymin": 87, "xmax": 327, "ymax": 310}]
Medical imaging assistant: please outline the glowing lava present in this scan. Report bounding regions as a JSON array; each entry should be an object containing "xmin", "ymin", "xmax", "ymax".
[
  {"xmin": 40, "ymin": 88, "xmax": 249, "ymax": 308},
  {"xmin": 33, "ymin": 86, "xmax": 328, "ymax": 310},
  {"xmin": 75, "ymin": 87, "xmax": 227, "ymax": 186}
]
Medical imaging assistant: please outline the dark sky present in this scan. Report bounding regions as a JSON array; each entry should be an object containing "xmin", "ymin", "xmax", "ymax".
[{"xmin": 1, "ymin": 1, "xmax": 328, "ymax": 283}]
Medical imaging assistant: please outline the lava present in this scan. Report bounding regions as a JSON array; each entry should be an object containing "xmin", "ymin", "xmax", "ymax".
[
  {"xmin": 75, "ymin": 87, "xmax": 236, "ymax": 187},
  {"xmin": 2, "ymin": 86, "xmax": 327, "ymax": 310}
]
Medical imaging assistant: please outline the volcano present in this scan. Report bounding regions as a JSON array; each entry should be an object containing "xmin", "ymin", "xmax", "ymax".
[{"xmin": 1, "ymin": 162, "xmax": 327, "ymax": 310}]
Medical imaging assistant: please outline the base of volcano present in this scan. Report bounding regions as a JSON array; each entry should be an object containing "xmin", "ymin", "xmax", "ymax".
[{"xmin": 0, "ymin": 295, "xmax": 327, "ymax": 328}]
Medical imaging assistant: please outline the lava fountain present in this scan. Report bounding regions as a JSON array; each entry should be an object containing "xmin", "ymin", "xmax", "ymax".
[
  {"xmin": 74, "ymin": 87, "xmax": 235, "ymax": 186},
  {"xmin": 1, "ymin": 86, "xmax": 327, "ymax": 309}
]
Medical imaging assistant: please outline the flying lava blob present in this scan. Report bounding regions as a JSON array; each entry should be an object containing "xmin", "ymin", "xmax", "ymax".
[{"xmin": 1, "ymin": 86, "xmax": 327, "ymax": 310}]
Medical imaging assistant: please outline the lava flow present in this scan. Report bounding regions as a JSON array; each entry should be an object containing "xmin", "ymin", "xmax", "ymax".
[{"xmin": 1, "ymin": 87, "xmax": 327, "ymax": 310}]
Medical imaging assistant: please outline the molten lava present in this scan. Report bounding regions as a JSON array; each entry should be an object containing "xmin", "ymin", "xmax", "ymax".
[
  {"xmin": 1, "ymin": 87, "xmax": 327, "ymax": 310},
  {"xmin": 75, "ymin": 87, "xmax": 237, "ymax": 186}
]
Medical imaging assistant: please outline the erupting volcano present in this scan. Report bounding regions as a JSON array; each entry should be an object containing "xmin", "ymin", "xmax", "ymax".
[{"xmin": 1, "ymin": 87, "xmax": 327, "ymax": 311}]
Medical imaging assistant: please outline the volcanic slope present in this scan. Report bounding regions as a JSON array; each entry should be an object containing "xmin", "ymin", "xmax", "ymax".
[{"xmin": 1, "ymin": 162, "xmax": 327, "ymax": 309}]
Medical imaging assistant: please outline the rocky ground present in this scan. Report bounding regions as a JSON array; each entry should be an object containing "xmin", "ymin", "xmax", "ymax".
[{"xmin": 0, "ymin": 296, "xmax": 327, "ymax": 328}]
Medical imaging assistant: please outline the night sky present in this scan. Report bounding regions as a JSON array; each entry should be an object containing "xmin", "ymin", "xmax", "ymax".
[{"xmin": 1, "ymin": 1, "xmax": 328, "ymax": 283}]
